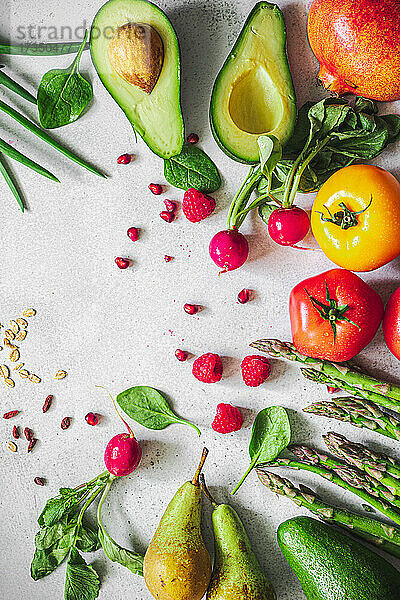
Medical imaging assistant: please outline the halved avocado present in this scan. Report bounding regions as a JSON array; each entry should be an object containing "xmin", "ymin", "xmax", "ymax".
[
  {"xmin": 210, "ymin": 2, "xmax": 296, "ymax": 164},
  {"xmin": 90, "ymin": 0, "xmax": 184, "ymax": 159}
]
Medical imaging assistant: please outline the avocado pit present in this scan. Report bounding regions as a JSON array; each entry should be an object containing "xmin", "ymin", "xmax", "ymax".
[{"xmin": 107, "ymin": 22, "xmax": 164, "ymax": 94}]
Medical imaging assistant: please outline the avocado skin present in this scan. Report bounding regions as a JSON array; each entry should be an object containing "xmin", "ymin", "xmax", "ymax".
[
  {"xmin": 278, "ymin": 516, "xmax": 400, "ymax": 600},
  {"xmin": 210, "ymin": 1, "xmax": 296, "ymax": 164}
]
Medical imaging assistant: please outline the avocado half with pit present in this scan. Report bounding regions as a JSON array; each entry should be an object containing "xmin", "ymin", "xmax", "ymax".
[
  {"xmin": 90, "ymin": 0, "xmax": 184, "ymax": 159},
  {"xmin": 210, "ymin": 1, "xmax": 296, "ymax": 164}
]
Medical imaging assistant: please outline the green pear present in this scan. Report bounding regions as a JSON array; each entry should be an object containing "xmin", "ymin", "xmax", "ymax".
[
  {"xmin": 202, "ymin": 477, "xmax": 276, "ymax": 600},
  {"xmin": 143, "ymin": 448, "xmax": 212, "ymax": 600}
]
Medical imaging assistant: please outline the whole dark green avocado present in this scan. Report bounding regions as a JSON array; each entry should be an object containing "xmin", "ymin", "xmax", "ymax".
[{"xmin": 278, "ymin": 516, "xmax": 400, "ymax": 600}]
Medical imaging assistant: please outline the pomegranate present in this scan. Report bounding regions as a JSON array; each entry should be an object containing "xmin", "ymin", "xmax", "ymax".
[
  {"xmin": 160, "ymin": 211, "xmax": 175, "ymax": 223},
  {"xmin": 187, "ymin": 133, "xmax": 199, "ymax": 144},
  {"xmin": 117, "ymin": 153, "xmax": 132, "ymax": 164},
  {"xmin": 307, "ymin": 0, "xmax": 400, "ymax": 101},
  {"xmin": 184, "ymin": 303, "xmax": 199, "ymax": 315},
  {"xmin": 148, "ymin": 183, "xmax": 163, "ymax": 195}
]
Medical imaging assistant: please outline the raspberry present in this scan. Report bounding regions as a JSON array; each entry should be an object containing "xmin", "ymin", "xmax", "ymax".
[
  {"xmin": 241, "ymin": 355, "xmax": 271, "ymax": 387},
  {"xmin": 192, "ymin": 353, "xmax": 223, "ymax": 383},
  {"xmin": 182, "ymin": 188, "xmax": 216, "ymax": 223},
  {"xmin": 212, "ymin": 403, "xmax": 243, "ymax": 434}
]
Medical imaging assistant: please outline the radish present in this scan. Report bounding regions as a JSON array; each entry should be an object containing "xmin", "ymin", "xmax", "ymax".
[
  {"xmin": 268, "ymin": 207, "xmax": 310, "ymax": 246},
  {"xmin": 209, "ymin": 228, "xmax": 249, "ymax": 272}
]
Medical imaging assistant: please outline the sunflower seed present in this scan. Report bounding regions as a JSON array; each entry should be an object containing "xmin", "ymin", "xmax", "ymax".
[
  {"xmin": 9, "ymin": 349, "xmax": 20, "ymax": 363},
  {"xmin": 7, "ymin": 441, "xmax": 17, "ymax": 452},
  {"xmin": 13, "ymin": 363, "xmax": 24, "ymax": 371},
  {"xmin": 29, "ymin": 374, "xmax": 41, "ymax": 384},
  {"xmin": 4, "ymin": 378, "xmax": 15, "ymax": 388},
  {"xmin": 19, "ymin": 369, "xmax": 29, "ymax": 379},
  {"xmin": 15, "ymin": 330, "xmax": 27, "ymax": 342},
  {"xmin": 4, "ymin": 330, "xmax": 15, "ymax": 341},
  {"xmin": 22, "ymin": 309, "xmax": 36, "ymax": 318},
  {"xmin": 0, "ymin": 365, "xmax": 10, "ymax": 378},
  {"xmin": 16, "ymin": 318, "xmax": 28, "ymax": 329},
  {"xmin": 9, "ymin": 320, "xmax": 19, "ymax": 334},
  {"xmin": 54, "ymin": 370, "xmax": 67, "ymax": 380}
]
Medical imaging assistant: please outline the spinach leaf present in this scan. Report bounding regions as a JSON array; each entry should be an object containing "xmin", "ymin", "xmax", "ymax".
[
  {"xmin": 116, "ymin": 386, "xmax": 201, "ymax": 435},
  {"xmin": 232, "ymin": 406, "xmax": 291, "ymax": 494},
  {"xmin": 164, "ymin": 145, "xmax": 221, "ymax": 192},
  {"xmin": 65, "ymin": 547, "xmax": 100, "ymax": 600},
  {"xmin": 37, "ymin": 30, "xmax": 92, "ymax": 129},
  {"xmin": 98, "ymin": 524, "xmax": 144, "ymax": 576}
]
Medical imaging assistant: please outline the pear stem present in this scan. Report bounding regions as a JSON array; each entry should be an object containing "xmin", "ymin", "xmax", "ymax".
[
  {"xmin": 95, "ymin": 385, "xmax": 135, "ymax": 439},
  {"xmin": 200, "ymin": 474, "xmax": 219, "ymax": 509},
  {"xmin": 192, "ymin": 447, "xmax": 209, "ymax": 486}
]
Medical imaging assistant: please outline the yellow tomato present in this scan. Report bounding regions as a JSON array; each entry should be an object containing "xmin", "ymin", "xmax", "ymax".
[{"xmin": 311, "ymin": 165, "xmax": 400, "ymax": 272}]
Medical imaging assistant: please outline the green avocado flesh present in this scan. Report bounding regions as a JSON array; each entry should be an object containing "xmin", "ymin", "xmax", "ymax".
[
  {"xmin": 210, "ymin": 1, "xmax": 296, "ymax": 164},
  {"xmin": 278, "ymin": 516, "xmax": 400, "ymax": 600},
  {"xmin": 90, "ymin": 0, "xmax": 184, "ymax": 159}
]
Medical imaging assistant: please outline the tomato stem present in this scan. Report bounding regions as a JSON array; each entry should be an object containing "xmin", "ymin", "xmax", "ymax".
[{"xmin": 316, "ymin": 196, "xmax": 373, "ymax": 230}]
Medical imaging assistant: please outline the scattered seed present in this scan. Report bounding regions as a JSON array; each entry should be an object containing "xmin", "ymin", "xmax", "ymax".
[
  {"xmin": 0, "ymin": 346, "xmax": 2, "ymax": 351},
  {"xmin": 3, "ymin": 338, "xmax": 13, "ymax": 348},
  {"xmin": 148, "ymin": 183, "xmax": 163, "ymax": 195},
  {"xmin": 27, "ymin": 438, "xmax": 37, "ymax": 453},
  {"xmin": 19, "ymin": 369, "xmax": 30, "ymax": 379},
  {"xmin": 85, "ymin": 412, "xmax": 99, "ymax": 426},
  {"xmin": 34, "ymin": 477, "xmax": 45, "ymax": 486},
  {"xmin": 54, "ymin": 370, "xmax": 67, "ymax": 380},
  {"xmin": 9, "ymin": 320, "xmax": 19, "ymax": 334},
  {"xmin": 29, "ymin": 374, "xmax": 41, "ymax": 384},
  {"xmin": 13, "ymin": 363, "xmax": 24, "ymax": 371},
  {"xmin": 0, "ymin": 364, "xmax": 10, "ymax": 378},
  {"xmin": 12, "ymin": 425, "xmax": 20, "ymax": 439},
  {"xmin": 61, "ymin": 417, "xmax": 71, "ymax": 430},
  {"xmin": 160, "ymin": 211, "xmax": 175, "ymax": 223},
  {"xmin": 42, "ymin": 395, "xmax": 53, "ymax": 413},
  {"xmin": 164, "ymin": 199, "xmax": 177, "ymax": 213},
  {"xmin": 24, "ymin": 427, "xmax": 34, "ymax": 442},
  {"xmin": 184, "ymin": 303, "xmax": 200, "ymax": 315},
  {"xmin": 115, "ymin": 257, "xmax": 131, "ymax": 270},
  {"xmin": 4, "ymin": 378, "xmax": 15, "ymax": 388},
  {"xmin": 22, "ymin": 309, "xmax": 36, "ymax": 318},
  {"xmin": 127, "ymin": 226, "xmax": 139, "ymax": 242},
  {"xmin": 237, "ymin": 288, "xmax": 252, "ymax": 304},
  {"xmin": 9, "ymin": 348, "xmax": 20, "ymax": 363},
  {"xmin": 15, "ymin": 330, "xmax": 27, "ymax": 342},
  {"xmin": 187, "ymin": 133, "xmax": 199, "ymax": 144},
  {"xmin": 4, "ymin": 329, "xmax": 15, "ymax": 340},
  {"xmin": 8, "ymin": 441, "xmax": 17, "ymax": 452},
  {"xmin": 16, "ymin": 318, "xmax": 28, "ymax": 329},
  {"xmin": 164, "ymin": 255, "xmax": 174, "ymax": 262},
  {"xmin": 175, "ymin": 349, "xmax": 188, "ymax": 362},
  {"xmin": 3, "ymin": 410, "xmax": 19, "ymax": 419}
]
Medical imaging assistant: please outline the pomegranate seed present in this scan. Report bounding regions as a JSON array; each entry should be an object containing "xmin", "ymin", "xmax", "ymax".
[
  {"xmin": 61, "ymin": 417, "xmax": 71, "ymax": 430},
  {"xmin": 115, "ymin": 257, "xmax": 131, "ymax": 269},
  {"xmin": 175, "ymin": 349, "xmax": 188, "ymax": 362},
  {"xmin": 164, "ymin": 199, "xmax": 177, "ymax": 213},
  {"xmin": 12, "ymin": 425, "xmax": 20, "ymax": 439},
  {"xmin": 160, "ymin": 211, "xmax": 175, "ymax": 223},
  {"xmin": 149, "ymin": 183, "xmax": 163, "ymax": 195},
  {"xmin": 127, "ymin": 227, "xmax": 139, "ymax": 242},
  {"xmin": 117, "ymin": 153, "xmax": 132, "ymax": 165},
  {"xmin": 187, "ymin": 133, "xmax": 199, "ymax": 144},
  {"xmin": 237, "ymin": 289, "xmax": 251, "ymax": 304},
  {"xmin": 184, "ymin": 303, "xmax": 199, "ymax": 315},
  {"xmin": 24, "ymin": 427, "xmax": 34, "ymax": 442},
  {"xmin": 28, "ymin": 438, "xmax": 37, "ymax": 453},
  {"xmin": 327, "ymin": 386, "xmax": 339, "ymax": 394},
  {"xmin": 3, "ymin": 410, "xmax": 19, "ymax": 419},
  {"xmin": 164, "ymin": 255, "xmax": 174, "ymax": 262},
  {"xmin": 34, "ymin": 476, "xmax": 45, "ymax": 486},
  {"xmin": 42, "ymin": 395, "xmax": 53, "ymax": 413},
  {"xmin": 85, "ymin": 412, "xmax": 99, "ymax": 426}
]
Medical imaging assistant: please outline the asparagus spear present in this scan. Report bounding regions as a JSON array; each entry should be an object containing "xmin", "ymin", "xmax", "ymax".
[
  {"xmin": 258, "ymin": 456, "xmax": 400, "ymax": 525},
  {"xmin": 290, "ymin": 443, "xmax": 400, "ymax": 507},
  {"xmin": 304, "ymin": 397, "xmax": 400, "ymax": 441},
  {"xmin": 301, "ymin": 368, "xmax": 400, "ymax": 412},
  {"xmin": 250, "ymin": 339, "xmax": 400, "ymax": 404},
  {"xmin": 324, "ymin": 432, "xmax": 400, "ymax": 486},
  {"xmin": 257, "ymin": 469, "xmax": 400, "ymax": 559}
]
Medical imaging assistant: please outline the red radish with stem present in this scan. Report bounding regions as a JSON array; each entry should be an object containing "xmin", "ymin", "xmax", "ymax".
[
  {"xmin": 209, "ymin": 228, "xmax": 249, "ymax": 273},
  {"xmin": 97, "ymin": 387, "xmax": 142, "ymax": 477},
  {"xmin": 268, "ymin": 207, "xmax": 310, "ymax": 246}
]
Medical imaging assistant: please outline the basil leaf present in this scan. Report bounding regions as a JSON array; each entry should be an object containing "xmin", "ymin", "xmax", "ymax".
[
  {"xmin": 37, "ymin": 31, "xmax": 92, "ymax": 129},
  {"xmin": 65, "ymin": 547, "xmax": 100, "ymax": 600},
  {"xmin": 232, "ymin": 406, "xmax": 291, "ymax": 494},
  {"xmin": 98, "ymin": 522, "xmax": 144, "ymax": 576},
  {"xmin": 116, "ymin": 386, "xmax": 201, "ymax": 435},
  {"xmin": 164, "ymin": 145, "xmax": 221, "ymax": 192}
]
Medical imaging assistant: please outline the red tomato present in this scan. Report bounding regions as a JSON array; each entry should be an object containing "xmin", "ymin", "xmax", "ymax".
[
  {"xmin": 289, "ymin": 269, "xmax": 384, "ymax": 361},
  {"xmin": 383, "ymin": 287, "xmax": 400, "ymax": 361}
]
